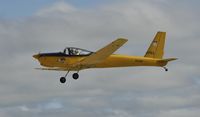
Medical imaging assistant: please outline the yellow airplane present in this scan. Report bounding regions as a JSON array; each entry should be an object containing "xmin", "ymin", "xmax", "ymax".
[{"xmin": 33, "ymin": 32, "xmax": 177, "ymax": 83}]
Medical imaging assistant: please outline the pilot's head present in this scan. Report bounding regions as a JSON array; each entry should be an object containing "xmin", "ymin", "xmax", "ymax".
[{"xmin": 72, "ymin": 49, "xmax": 79, "ymax": 55}]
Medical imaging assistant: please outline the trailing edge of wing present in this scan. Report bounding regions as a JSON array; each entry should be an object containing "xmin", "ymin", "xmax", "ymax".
[
  {"xmin": 74, "ymin": 38, "xmax": 128, "ymax": 66},
  {"xmin": 35, "ymin": 67, "xmax": 67, "ymax": 71}
]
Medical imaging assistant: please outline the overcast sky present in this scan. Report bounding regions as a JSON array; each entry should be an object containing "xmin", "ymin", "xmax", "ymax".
[{"xmin": 0, "ymin": 0, "xmax": 200, "ymax": 117}]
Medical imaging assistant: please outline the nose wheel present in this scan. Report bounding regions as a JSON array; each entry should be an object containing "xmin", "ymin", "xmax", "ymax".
[{"xmin": 60, "ymin": 77, "xmax": 66, "ymax": 83}]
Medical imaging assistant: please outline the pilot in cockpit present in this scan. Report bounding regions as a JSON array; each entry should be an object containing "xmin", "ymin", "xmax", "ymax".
[
  {"xmin": 68, "ymin": 48, "xmax": 79, "ymax": 55},
  {"xmin": 64, "ymin": 48, "xmax": 81, "ymax": 55},
  {"xmin": 73, "ymin": 49, "xmax": 80, "ymax": 55}
]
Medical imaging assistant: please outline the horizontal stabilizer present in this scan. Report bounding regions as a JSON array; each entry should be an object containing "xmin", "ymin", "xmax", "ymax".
[{"xmin": 158, "ymin": 58, "xmax": 178, "ymax": 62}]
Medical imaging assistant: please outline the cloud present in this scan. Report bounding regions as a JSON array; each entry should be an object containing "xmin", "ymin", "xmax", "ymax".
[
  {"xmin": 159, "ymin": 108, "xmax": 200, "ymax": 117},
  {"xmin": 36, "ymin": 2, "xmax": 76, "ymax": 17},
  {"xmin": 0, "ymin": 0, "xmax": 200, "ymax": 117}
]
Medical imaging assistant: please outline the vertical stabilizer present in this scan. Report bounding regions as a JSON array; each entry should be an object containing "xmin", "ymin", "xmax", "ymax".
[{"xmin": 144, "ymin": 32, "xmax": 166, "ymax": 59}]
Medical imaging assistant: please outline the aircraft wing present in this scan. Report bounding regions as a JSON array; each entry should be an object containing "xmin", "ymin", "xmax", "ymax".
[
  {"xmin": 73, "ymin": 38, "xmax": 128, "ymax": 68},
  {"xmin": 35, "ymin": 67, "xmax": 68, "ymax": 71}
]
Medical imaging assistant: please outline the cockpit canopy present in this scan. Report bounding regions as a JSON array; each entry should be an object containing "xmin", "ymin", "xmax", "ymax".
[{"xmin": 63, "ymin": 47, "xmax": 93, "ymax": 56}]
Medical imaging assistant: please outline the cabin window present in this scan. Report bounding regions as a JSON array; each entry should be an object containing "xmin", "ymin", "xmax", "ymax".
[
  {"xmin": 63, "ymin": 49, "xmax": 69, "ymax": 55},
  {"xmin": 64, "ymin": 47, "xmax": 92, "ymax": 56}
]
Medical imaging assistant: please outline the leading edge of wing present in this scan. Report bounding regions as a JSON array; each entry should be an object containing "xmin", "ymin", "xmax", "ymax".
[{"xmin": 74, "ymin": 38, "xmax": 128, "ymax": 67}]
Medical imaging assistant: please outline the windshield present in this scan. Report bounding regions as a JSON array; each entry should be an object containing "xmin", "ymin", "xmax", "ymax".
[{"xmin": 63, "ymin": 47, "xmax": 93, "ymax": 56}]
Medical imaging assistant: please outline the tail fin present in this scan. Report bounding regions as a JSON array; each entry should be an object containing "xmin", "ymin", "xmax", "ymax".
[
  {"xmin": 144, "ymin": 32, "xmax": 166, "ymax": 59},
  {"xmin": 157, "ymin": 58, "xmax": 178, "ymax": 66}
]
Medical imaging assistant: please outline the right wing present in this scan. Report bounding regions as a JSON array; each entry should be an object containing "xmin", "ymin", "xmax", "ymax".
[{"xmin": 73, "ymin": 38, "xmax": 128, "ymax": 67}]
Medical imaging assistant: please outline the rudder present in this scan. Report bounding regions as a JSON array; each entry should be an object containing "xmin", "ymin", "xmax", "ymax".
[{"xmin": 144, "ymin": 32, "xmax": 166, "ymax": 59}]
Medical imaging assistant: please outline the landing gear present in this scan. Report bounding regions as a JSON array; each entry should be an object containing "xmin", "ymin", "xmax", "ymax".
[
  {"xmin": 59, "ymin": 71, "xmax": 70, "ymax": 83},
  {"xmin": 163, "ymin": 67, "xmax": 168, "ymax": 71},
  {"xmin": 59, "ymin": 71, "xmax": 80, "ymax": 83},
  {"xmin": 72, "ymin": 73, "xmax": 79, "ymax": 80}
]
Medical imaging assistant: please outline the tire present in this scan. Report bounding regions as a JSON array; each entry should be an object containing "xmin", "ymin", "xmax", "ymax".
[
  {"xmin": 60, "ymin": 77, "xmax": 66, "ymax": 83},
  {"xmin": 72, "ymin": 73, "xmax": 79, "ymax": 80}
]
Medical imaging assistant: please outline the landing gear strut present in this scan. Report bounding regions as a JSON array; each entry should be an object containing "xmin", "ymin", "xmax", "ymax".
[{"xmin": 59, "ymin": 71, "xmax": 70, "ymax": 83}]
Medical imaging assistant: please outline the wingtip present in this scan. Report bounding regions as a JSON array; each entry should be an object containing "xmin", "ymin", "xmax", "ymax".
[
  {"xmin": 117, "ymin": 38, "xmax": 128, "ymax": 42},
  {"xmin": 173, "ymin": 58, "xmax": 178, "ymax": 60},
  {"xmin": 157, "ymin": 31, "xmax": 166, "ymax": 34}
]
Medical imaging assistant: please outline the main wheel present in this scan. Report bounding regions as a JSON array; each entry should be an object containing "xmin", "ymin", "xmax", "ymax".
[
  {"xmin": 72, "ymin": 73, "xmax": 79, "ymax": 80},
  {"xmin": 60, "ymin": 77, "xmax": 66, "ymax": 83}
]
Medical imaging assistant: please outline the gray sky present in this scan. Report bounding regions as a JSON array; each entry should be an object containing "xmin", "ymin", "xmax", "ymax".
[{"xmin": 0, "ymin": 0, "xmax": 200, "ymax": 117}]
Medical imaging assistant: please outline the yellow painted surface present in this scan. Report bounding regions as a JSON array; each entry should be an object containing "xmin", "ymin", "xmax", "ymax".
[
  {"xmin": 38, "ymin": 56, "xmax": 84, "ymax": 68},
  {"xmin": 36, "ymin": 54, "xmax": 167, "ymax": 71},
  {"xmin": 145, "ymin": 32, "xmax": 166, "ymax": 59},
  {"xmin": 33, "ymin": 32, "xmax": 176, "ymax": 71}
]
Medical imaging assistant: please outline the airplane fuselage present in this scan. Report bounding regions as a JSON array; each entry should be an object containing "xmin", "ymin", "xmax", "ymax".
[{"xmin": 34, "ymin": 53, "xmax": 167, "ymax": 71}]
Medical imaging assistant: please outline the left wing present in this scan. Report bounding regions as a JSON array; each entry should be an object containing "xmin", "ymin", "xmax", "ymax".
[
  {"xmin": 73, "ymin": 38, "xmax": 128, "ymax": 68},
  {"xmin": 35, "ymin": 67, "xmax": 68, "ymax": 71}
]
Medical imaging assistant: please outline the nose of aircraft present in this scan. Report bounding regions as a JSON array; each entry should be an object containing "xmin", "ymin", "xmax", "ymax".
[{"xmin": 33, "ymin": 54, "xmax": 40, "ymax": 59}]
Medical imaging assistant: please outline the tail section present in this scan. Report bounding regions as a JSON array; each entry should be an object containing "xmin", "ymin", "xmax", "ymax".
[
  {"xmin": 160, "ymin": 58, "xmax": 177, "ymax": 62},
  {"xmin": 144, "ymin": 32, "xmax": 166, "ymax": 59},
  {"xmin": 157, "ymin": 58, "xmax": 178, "ymax": 67},
  {"xmin": 157, "ymin": 58, "xmax": 178, "ymax": 64}
]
